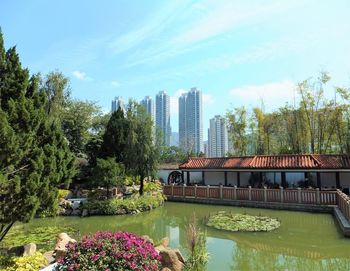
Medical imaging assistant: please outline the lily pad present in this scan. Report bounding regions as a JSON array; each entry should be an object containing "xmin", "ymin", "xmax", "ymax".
[{"xmin": 206, "ymin": 211, "xmax": 280, "ymax": 232}]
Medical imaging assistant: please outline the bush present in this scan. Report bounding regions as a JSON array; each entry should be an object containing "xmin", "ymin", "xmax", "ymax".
[
  {"xmin": 4, "ymin": 252, "xmax": 48, "ymax": 271},
  {"xmin": 143, "ymin": 181, "xmax": 162, "ymax": 193},
  {"xmin": 58, "ymin": 189, "xmax": 71, "ymax": 199},
  {"xmin": 56, "ymin": 231, "xmax": 161, "ymax": 271},
  {"xmin": 83, "ymin": 191, "xmax": 165, "ymax": 216}
]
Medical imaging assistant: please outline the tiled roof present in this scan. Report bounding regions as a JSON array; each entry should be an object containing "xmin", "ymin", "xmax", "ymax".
[{"xmin": 179, "ymin": 155, "xmax": 350, "ymax": 170}]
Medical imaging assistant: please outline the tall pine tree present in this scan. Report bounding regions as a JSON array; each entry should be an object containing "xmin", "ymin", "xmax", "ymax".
[{"xmin": 0, "ymin": 31, "xmax": 75, "ymax": 242}]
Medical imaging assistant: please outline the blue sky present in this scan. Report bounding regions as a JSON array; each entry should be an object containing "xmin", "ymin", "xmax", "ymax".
[{"xmin": 1, "ymin": 0, "xmax": 350, "ymax": 138}]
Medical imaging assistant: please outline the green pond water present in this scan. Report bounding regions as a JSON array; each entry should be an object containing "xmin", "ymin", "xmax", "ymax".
[{"xmin": 10, "ymin": 202, "xmax": 350, "ymax": 271}]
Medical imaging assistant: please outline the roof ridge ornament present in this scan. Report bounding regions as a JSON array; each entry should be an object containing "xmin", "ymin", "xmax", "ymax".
[{"xmin": 310, "ymin": 154, "xmax": 321, "ymax": 167}]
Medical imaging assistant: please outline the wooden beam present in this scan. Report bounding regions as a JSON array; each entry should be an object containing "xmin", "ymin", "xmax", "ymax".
[
  {"xmin": 317, "ymin": 172, "xmax": 321, "ymax": 189},
  {"xmin": 336, "ymin": 172, "xmax": 340, "ymax": 189},
  {"xmin": 187, "ymin": 171, "xmax": 190, "ymax": 185},
  {"xmin": 237, "ymin": 172, "xmax": 241, "ymax": 187},
  {"xmin": 202, "ymin": 171, "xmax": 205, "ymax": 185},
  {"xmin": 281, "ymin": 172, "xmax": 286, "ymax": 188},
  {"xmin": 224, "ymin": 171, "xmax": 228, "ymax": 186}
]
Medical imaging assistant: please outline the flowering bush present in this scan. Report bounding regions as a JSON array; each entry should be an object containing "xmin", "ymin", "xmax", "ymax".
[{"xmin": 56, "ymin": 231, "xmax": 161, "ymax": 271}]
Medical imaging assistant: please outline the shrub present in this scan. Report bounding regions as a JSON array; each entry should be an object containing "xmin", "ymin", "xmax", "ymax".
[
  {"xmin": 83, "ymin": 191, "xmax": 165, "ymax": 216},
  {"xmin": 4, "ymin": 252, "xmax": 48, "ymax": 271},
  {"xmin": 58, "ymin": 189, "xmax": 71, "ymax": 199},
  {"xmin": 56, "ymin": 231, "xmax": 161, "ymax": 271},
  {"xmin": 143, "ymin": 181, "xmax": 162, "ymax": 193}
]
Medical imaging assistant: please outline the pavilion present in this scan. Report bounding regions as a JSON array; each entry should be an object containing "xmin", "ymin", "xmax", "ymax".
[{"xmin": 176, "ymin": 154, "xmax": 350, "ymax": 191}]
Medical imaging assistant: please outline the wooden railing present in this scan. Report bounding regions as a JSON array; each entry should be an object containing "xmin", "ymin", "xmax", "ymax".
[
  {"xmin": 337, "ymin": 190, "xmax": 350, "ymax": 222},
  {"xmin": 164, "ymin": 184, "xmax": 338, "ymax": 205}
]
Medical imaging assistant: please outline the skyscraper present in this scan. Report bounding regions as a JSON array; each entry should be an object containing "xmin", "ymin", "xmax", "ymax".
[
  {"xmin": 140, "ymin": 96, "xmax": 155, "ymax": 122},
  {"xmin": 111, "ymin": 96, "xmax": 124, "ymax": 112},
  {"xmin": 178, "ymin": 87, "xmax": 203, "ymax": 154},
  {"xmin": 156, "ymin": 91, "xmax": 171, "ymax": 146},
  {"xmin": 208, "ymin": 115, "xmax": 228, "ymax": 157}
]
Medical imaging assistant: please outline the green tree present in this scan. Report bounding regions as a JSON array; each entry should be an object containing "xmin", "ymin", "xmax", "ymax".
[
  {"xmin": 159, "ymin": 146, "xmax": 187, "ymax": 164},
  {"xmin": 101, "ymin": 107, "xmax": 128, "ymax": 162},
  {"xmin": 124, "ymin": 101, "xmax": 159, "ymax": 195},
  {"xmin": 0, "ymin": 32, "xmax": 75, "ymax": 242},
  {"xmin": 91, "ymin": 158, "xmax": 125, "ymax": 198},
  {"xmin": 226, "ymin": 107, "xmax": 248, "ymax": 156}
]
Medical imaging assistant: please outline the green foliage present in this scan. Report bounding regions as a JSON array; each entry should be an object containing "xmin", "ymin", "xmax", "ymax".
[
  {"xmin": 1, "ymin": 226, "xmax": 77, "ymax": 251},
  {"xmin": 58, "ymin": 189, "xmax": 70, "ymax": 199},
  {"xmin": 3, "ymin": 252, "xmax": 48, "ymax": 271},
  {"xmin": 159, "ymin": 145, "xmax": 187, "ymax": 164},
  {"xmin": 206, "ymin": 211, "xmax": 280, "ymax": 232},
  {"xmin": 90, "ymin": 158, "xmax": 125, "ymax": 198},
  {"xmin": 226, "ymin": 72, "xmax": 350, "ymax": 155},
  {"xmin": 101, "ymin": 101, "xmax": 159, "ymax": 195},
  {"xmin": 0, "ymin": 31, "xmax": 75, "ymax": 242},
  {"xmin": 61, "ymin": 99, "xmax": 102, "ymax": 155},
  {"xmin": 184, "ymin": 214, "xmax": 209, "ymax": 271},
  {"xmin": 83, "ymin": 191, "xmax": 164, "ymax": 216},
  {"xmin": 143, "ymin": 181, "xmax": 162, "ymax": 193}
]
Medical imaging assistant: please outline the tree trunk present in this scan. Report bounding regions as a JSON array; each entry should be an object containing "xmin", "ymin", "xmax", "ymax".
[
  {"xmin": 139, "ymin": 174, "xmax": 144, "ymax": 196},
  {"xmin": 0, "ymin": 222, "xmax": 14, "ymax": 243}
]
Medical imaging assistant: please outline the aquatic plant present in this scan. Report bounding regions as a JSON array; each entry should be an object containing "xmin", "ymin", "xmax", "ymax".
[
  {"xmin": 56, "ymin": 231, "xmax": 161, "ymax": 271},
  {"xmin": 206, "ymin": 211, "xmax": 280, "ymax": 232},
  {"xmin": 184, "ymin": 214, "xmax": 209, "ymax": 271}
]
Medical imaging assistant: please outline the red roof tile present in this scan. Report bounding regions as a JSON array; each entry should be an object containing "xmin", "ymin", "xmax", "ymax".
[{"xmin": 179, "ymin": 155, "xmax": 350, "ymax": 170}]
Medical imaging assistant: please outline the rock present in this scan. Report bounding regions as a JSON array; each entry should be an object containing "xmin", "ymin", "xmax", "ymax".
[
  {"xmin": 8, "ymin": 243, "xmax": 37, "ymax": 256},
  {"xmin": 81, "ymin": 209, "xmax": 88, "ymax": 217},
  {"xmin": 70, "ymin": 209, "xmax": 81, "ymax": 216},
  {"xmin": 55, "ymin": 233, "xmax": 76, "ymax": 260},
  {"xmin": 23, "ymin": 243, "xmax": 36, "ymax": 256},
  {"xmin": 43, "ymin": 251, "xmax": 55, "ymax": 264},
  {"xmin": 141, "ymin": 235, "xmax": 154, "ymax": 245},
  {"xmin": 89, "ymin": 209, "xmax": 100, "ymax": 215},
  {"xmin": 161, "ymin": 268, "xmax": 172, "ymax": 271},
  {"xmin": 156, "ymin": 245, "xmax": 184, "ymax": 271},
  {"xmin": 161, "ymin": 237, "xmax": 170, "ymax": 247}
]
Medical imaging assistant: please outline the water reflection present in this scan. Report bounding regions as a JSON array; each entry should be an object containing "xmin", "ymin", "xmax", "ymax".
[{"xmin": 23, "ymin": 202, "xmax": 350, "ymax": 271}]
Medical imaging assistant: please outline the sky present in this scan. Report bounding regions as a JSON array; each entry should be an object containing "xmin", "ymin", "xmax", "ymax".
[{"xmin": 1, "ymin": 0, "xmax": 350, "ymax": 139}]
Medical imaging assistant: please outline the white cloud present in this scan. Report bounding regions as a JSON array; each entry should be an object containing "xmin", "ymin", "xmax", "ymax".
[
  {"xmin": 203, "ymin": 93, "xmax": 214, "ymax": 105},
  {"xmin": 230, "ymin": 80, "xmax": 296, "ymax": 108},
  {"xmin": 111, "ymin": 81, "xmax": 120, "ymax": 87},
  {"xmin": 72, "ymin": 70, "xmax": 92, "ymax": 81}
]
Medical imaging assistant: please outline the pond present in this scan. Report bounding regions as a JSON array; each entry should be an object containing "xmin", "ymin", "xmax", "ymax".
[{"xmin": 10, "ymin": 202, "xmax": 350, "ymax": 271}]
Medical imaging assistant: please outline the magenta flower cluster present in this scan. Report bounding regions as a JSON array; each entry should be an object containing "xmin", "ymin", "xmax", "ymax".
[{"xmin": 56, "ymin": 231, "xmax": 161, "ymax": 271}]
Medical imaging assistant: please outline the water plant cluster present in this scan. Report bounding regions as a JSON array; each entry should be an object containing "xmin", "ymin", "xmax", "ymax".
[
  {"xmin": 1, "ymin": 226, "xmax": 77, "ymax": 251},
  {"xmin": 206, "ymin": 211, "xmax": 280, "ymax": 232},
  {"xmin": 56, "ymin": 231, "xmax": 161, "ymax": 271}
]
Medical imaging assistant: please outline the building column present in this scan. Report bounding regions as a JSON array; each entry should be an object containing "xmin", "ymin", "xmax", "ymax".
[
  {"xmin": 237, "ymin": 172, "xmax": 241, "ymax": 187},
  {"xmin": 336, "ymin": 172, "xmax": 340, "ymax": 189},
  {"xmin": 316, "ymin": 172, "xmax": 321, "ymax": 189},
  {"xmin": 224, "ymin": 171, "xmax": 228, "ymax": 186},
  {"xmin": 187, "ymin": 171, "xmax": 190, "ymax": 185},
  {"xmin": 181, "ymin": 171, "xmax": 185, "ymax": 184},
  {"xmin": 281, "ymin": 172, "xmax": 286, "ymax": 188},
  {"xmin": 202, "ymin": 171, "xmax": 205, "ymax": 185},
  {"xmin": 304, "ymin": 172, "xmax": 309, "ymax": 187}
]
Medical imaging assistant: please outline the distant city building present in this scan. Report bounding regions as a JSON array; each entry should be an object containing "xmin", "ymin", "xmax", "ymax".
[
  {"xmin": 156, "ymin": 91, "xmax": 171, "ymax": 146},
  {"xmin": 179, "ymin": 87, "xmax": 203, "ymax": 154},
  {"xmin": 208, "ymin": 115, "xmax": 228, "ymax": 157},
  {"xmin": 111, "ymin": 96, "xmax": 124, "ymax": 112},
  {"xmin": 140, "ymin": 96, "xmax": 155, "ymax": 122},
  {"xmin": 203, "ymin": 140, "xmax": 209, "ymax": 157}
]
